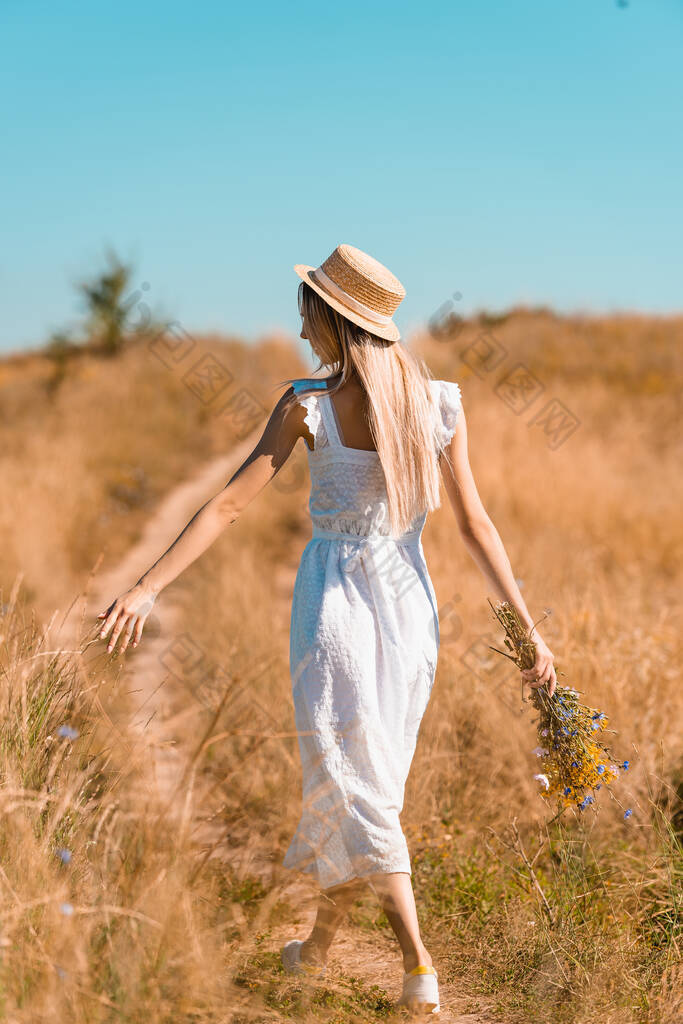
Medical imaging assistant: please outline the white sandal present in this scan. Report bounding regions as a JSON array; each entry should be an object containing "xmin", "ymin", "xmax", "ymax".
[
  {"xmin": 396, "ymin": 964, "xmax": 440, "ymax": 1014},
  {"xmin": 281, "ymin": 939, "xmax": 327, "ymax": 979}
]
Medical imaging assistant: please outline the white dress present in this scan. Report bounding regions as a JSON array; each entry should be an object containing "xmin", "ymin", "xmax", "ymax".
[{"xmin": 284, "ymin": 377, "xmax": 463, "ymax": 890}]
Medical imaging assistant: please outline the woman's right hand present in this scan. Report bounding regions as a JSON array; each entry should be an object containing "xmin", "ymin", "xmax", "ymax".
[
  {"xmin": 97, "ymin": 583, "xmax": 158, "ymax": 654},
  {"xmin": 520, "ymin": 634, "xmax": 557, "ymax": 697}
]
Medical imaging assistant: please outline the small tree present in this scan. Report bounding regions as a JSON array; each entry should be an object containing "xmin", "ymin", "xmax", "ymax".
[
  {"xmin": 78, "ymin": 248, "xmax": 136, "ymax": 356},
  {"xmin": 44, "ymin": 250, "xmax": 164, "ymax": 396}
]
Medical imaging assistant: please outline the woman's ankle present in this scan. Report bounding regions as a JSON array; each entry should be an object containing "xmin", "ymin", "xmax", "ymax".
[{"xmin": 402, "ymin": 945, "xmax": 433, "ymax": 973}]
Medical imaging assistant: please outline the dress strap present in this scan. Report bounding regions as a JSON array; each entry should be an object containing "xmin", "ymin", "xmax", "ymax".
[
  {"xmin": 291, "ymin": 379, "xmax": 331, "ymax": 452},
  {"xmin": 318, "ymin": 389, "xmax": 343, "ymax": 447}
]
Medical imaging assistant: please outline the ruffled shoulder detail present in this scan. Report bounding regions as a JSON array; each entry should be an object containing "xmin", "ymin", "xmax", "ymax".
[
  {"xmin": 428, "ymin": 379, "xmax": 463, "ymax": 451},
  {"xmin": 291, "ymin": 379, "xmax": 329, "ymax": 452}
]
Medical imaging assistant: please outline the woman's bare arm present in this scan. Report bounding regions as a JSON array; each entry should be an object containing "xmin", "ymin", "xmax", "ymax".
[
  {"xmin": 98, "ymin": 385, "xmax": 306, "ymax": 653},
  {"xmin": 439, "ymin": 407, "xmax": 557, "ymax": 696}
]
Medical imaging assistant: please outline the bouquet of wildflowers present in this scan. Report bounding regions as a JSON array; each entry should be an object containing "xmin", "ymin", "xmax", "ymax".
[{"xmin": 488, "ymin": 599, "xmax": 632, "ymax": 820}]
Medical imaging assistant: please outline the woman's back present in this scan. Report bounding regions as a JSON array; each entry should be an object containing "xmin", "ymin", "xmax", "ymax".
[
  {"xmin": 293, "ymin": 377, "xmax": 430, "ymax": 542},
  {"xmin": 322, "ymin": 373, "xmax": 377, "ymax": 453},
  {"xmin": 292, "ymin": 375, "xmax": 462, "ymax": 542}
]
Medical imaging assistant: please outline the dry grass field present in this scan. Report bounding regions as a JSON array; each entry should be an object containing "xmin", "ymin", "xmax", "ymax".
[{"xmin": 0, "ymin": 310, "xmax": 681, "ymax": 1023}]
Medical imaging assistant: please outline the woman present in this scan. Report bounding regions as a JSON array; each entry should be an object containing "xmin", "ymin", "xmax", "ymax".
[{"xmin": 97, "ymin": 244, "xmax": 557, "ymax": 1015}]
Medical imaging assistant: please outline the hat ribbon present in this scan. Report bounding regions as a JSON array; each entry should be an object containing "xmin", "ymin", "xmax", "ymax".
[{"xmin": 311, "ymin": 267, "xmax": 394, "ymax": 327}]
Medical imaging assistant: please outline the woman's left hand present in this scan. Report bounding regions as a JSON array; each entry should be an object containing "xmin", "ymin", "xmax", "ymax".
[
  {"xmin": 97, "ymin": 584, "xmax": 157, "ymax": 654},
  {"xmin": 520, "ymin": 634, "xmax": 557, "ymax": 697}
]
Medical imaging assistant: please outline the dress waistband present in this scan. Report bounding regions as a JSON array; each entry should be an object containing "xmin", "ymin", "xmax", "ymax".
[{"xmin": 311, "ymin": 524, "xmax": 423, "ymax": 545}]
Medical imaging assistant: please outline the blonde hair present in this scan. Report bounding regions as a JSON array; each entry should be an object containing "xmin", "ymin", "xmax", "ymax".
[{"xmin": 279, "ymin": 281, "xmax": 444, "ymax": 537}]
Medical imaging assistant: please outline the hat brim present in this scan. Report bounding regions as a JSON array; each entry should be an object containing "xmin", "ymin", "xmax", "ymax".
[{"xmin": 294, "ymin": 264, "xmax": 401, "ymax": 342}]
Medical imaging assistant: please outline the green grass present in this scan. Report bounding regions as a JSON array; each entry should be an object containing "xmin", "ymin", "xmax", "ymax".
[{"xmin": 409, "ymin": 815, "xmax": 681, "ymax": 1024}]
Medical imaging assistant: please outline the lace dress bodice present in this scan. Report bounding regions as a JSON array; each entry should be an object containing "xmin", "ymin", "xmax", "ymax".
[{"xmin": 292, "ymin": 377, "xmax": 462, "ymax": 542}]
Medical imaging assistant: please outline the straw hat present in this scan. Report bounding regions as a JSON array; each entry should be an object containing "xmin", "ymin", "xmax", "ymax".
[{"xmin": 294, "ymin": 244, "xmax": 406, "ymax": 342}]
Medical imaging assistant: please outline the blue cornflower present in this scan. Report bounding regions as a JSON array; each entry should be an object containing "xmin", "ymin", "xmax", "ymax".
[
  {"xmin": 57, "ymin": 724, "xmax": 79, "ymax": 740},
  {"xmin": 56, "ymin": 848, "xmax": 71, "ymax": 864},
  {"xmin": 578, "ymin": 795, "xmax": 594, "ymax": 810},
  {"xmin": 563, "ymin": 787, "xmax": 572, "ymax": 795},
  {"xmin": 597, "ymin": 765, "xmax": 605, "ymax": 775},
  {"xmin": 591, "ymin": 722, "xmax": 600, "ymax": 731},
  {"xmin": 624, "ymin": 808, "xmax": 632, "ymax": 819},
  {"xmin": 571, "ymin": 761, "xmax": 579, "ymax": 768},
  {"xmin": 622, "ymin": 760, "xmax": 630, "ymax": 771}
]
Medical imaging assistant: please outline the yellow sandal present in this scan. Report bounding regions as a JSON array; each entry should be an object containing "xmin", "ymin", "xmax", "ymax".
[{"xmin": 396, "ymin": 964, "xmax": 440, "ymax": 1014}]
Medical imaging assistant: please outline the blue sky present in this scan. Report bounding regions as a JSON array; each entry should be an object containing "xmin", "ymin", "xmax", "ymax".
[{"xmin": 2, "ymin": 0, "xmax": 682, "ymax": 355}]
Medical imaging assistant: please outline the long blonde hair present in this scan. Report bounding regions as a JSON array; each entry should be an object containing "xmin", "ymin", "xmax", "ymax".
[{"xmin": 279, "ymin": 281, "xmax": 444, "ymax": 537}]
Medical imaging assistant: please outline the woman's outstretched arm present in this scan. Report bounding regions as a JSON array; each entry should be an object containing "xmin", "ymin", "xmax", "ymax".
[
  {"xmin": 439, "ymin": 407, "xmax": 557, "ymax": 697},
  {"xmin": 97, "ymin": 385, "xmax": 306, "ymax": 653}
]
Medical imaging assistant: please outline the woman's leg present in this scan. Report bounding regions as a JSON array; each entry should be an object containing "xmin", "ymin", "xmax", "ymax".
[
  {"xmin": 300, "ymin": 878, "xmax": 366, "ymax": 966},
  {"xmin": 368, "ymin": 871, "xmax": 432, "ymax": 973}
]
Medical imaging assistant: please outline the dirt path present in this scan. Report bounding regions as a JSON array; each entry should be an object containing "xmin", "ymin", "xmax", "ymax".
[
  {"xmin": 55, "ymin": 436, "xmax": 499, "ymax": 1023},
  {"xmin": 56, "ymin": 431, "xmax": 264, "ymax": 803}
]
